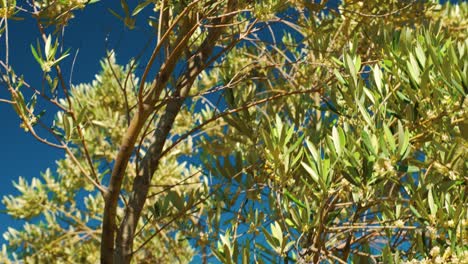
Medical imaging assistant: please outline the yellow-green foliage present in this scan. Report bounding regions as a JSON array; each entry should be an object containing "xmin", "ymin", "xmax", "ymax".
[{"xmin": 1, "ymin": 1, "xmax": 467, "ymax": 263}]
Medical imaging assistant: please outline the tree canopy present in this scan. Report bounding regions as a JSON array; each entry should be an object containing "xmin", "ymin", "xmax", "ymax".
[{"xmin": 0, "ymin": 0, "xmax": 467, "ymax": 263}]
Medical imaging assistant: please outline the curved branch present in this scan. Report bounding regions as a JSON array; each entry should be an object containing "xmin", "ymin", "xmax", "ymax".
[
  {"xmin": 100, "ymin": 5, "xmax": 204, "ymax": 264},
  {"xmin": 114, "ymin": 2, "xmax": 241, "ymax": 262}
]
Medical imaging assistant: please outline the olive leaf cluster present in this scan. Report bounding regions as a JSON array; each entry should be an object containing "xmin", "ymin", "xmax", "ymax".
[
  {"xmin": 1, "ymin": 54, "xmax": 201, "ymax": 263},
  {"xmin": 0, "ymin": 1, "xmax": 466, "ymax": 264},
  {"xmin": 192, "ymin": 2, "xmax": 467, "ymax": 263}
]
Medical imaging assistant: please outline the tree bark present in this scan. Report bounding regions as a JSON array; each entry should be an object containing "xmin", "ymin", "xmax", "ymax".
[
  {"xmin": 101, "ymin": 109, "xmax": 151, "ymax": 264},
  {"xmin": 100, "ymin": 18, "xmax": 196, "ymax": 264},
  {"xmin": 114, "ymin": 3, "xmax": 237, "ymax": 263}
]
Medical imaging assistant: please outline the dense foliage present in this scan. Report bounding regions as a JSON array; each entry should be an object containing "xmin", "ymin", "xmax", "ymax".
[{"xmin": 0, "ymin": 0, "xmax": 466, "ymax": 263}]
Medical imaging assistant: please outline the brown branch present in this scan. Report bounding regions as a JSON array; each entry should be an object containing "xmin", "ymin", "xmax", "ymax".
[
  {"xmin": 100, "ymin": 5, "xmax": 204, "ymax": 264},
  {"xmin": 137, "ymin": 0, "xmax": 202, "ymax": 107},
  {"xmin": 3, "ymin": 3, "xmax": 10, "ymax": 66},
  {"xmin": 101, "ymin": 108, "xmax": 152, "ymax": 264},
  {"xmin": 0, "ymin": 62, "xmax": 68, "ymax": 111},
  {"xmin": 32, "ymin": 3, "xmax": 100, "ymax": 186},
  {"xmin": 114, "ymin": 2, "xmax": 242, "ymax": 262},
  {"xmin": 3, "ymin": 74, "xmax": 106, "ymax": 192},
  {"xmin": 0, "ymin": 98, "xmax": 15, "ymax": 104},
  {"xmin": 6, "ymin": 84, "xmax": 65, "ymax": 149}
]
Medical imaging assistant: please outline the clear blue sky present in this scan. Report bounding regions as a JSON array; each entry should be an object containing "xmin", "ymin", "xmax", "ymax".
[
  {"xmin": 0, "ymin": 1, "xmax": 156, "ymax": 243},
  {"xmin": 0, "ymin": 0, "xmax": 459, "ymax": 252}
]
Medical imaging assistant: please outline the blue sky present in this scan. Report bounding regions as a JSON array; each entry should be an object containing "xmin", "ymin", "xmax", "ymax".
[
  {"xmin": 0, "ymin": 1, "xmax": 156, "ymax": 243},
  {"xmin": 0, "ymin": 0, "xmax": 460, "ymax": 255}
]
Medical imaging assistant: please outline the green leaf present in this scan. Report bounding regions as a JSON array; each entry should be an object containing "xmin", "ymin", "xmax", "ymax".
[
  {"xmin": 361, "ymin": 130, "xmax": 376, "ymax": 156},
  {"xmin": 342, "ymin": 171, "xmax": 360, "ymax": 186},
  {"xmin": 284, "ymin": 189, "xmax": 305, "ymax": 208},
  {"xmin": 383, "ymin": 124, "xmax": 396, "ymax": 152},
  {"xmin": 354, "ymin": 56, "xmax": 361, "ymax": 74},
  {"xmin": 242, "ymin": 242, "xmax": 250, "ymax": 264},
  {"xmin": 284, "ymin": 125, "xmax": 295, "ymax": 148},
  {"xmin": 305, "ymin": 140, "xmax": 319, "ymax": 163},
  {"xmin": 270, "ymin": 222, "xmax": 283, "ymax": 245},
  {"xmin": 373, "ymin": 64, "xmax": 383, "ymax": 93},
  {"xmin": 108, "ymin": 8, "xmax": 123, "ymax": 21},
  {"xmin": 283, "ymin": 241, "xmax": 295, "ymax": 253},
  {"xmin": 223, "ymin": 244, "xmax": 232, "ymax": 264},
  {"xmin": 357, "ymin": 99, "xmax": 373, "ymax": 127},
  {"xmin": 363, "ymin": 87, "xmax": 376, "ymax": 105},
  {"xmin": 382, "ymin": 245, "xmax": 394, "ymax": 264},
  {"xmin": 415, "ymin": 43, "xmax": 426, "ymax": 67},
  {"xmin": 288, "ymin": 207, "xmax": 302, "ymax": 228},
  {"xmin": 12, "ymin": 91, "xmax": 26, "ymax": 116},
  {"xmin": 428, "ymin": 188, "xmax": 437, "ymax": 216},
  {"xmin": 397, "ymin": 121, "xmax": 410, "ymax": 158},
  {"xmin": 333, "ymin": 69, "xmax": 347, "ymax": 85},
  {"xmin": 345, "ymin": 53, "xmax": 357, "ymax": 81},
  {"xmin": 286, "ymin": 134, "xmax": 304, "ymax": 156},
  {"xmin": 331, "ymin": 56, "xmax": 343, "ymax": 65},
  {"xmin": 132, "ymin": 0, "xmax": 152, "ymax": 16},
  {"xmin": 30, "ymin": 44, "xmax": 43, "ymax": 68},
  {"xmin": 331, "ymin": 126, "xmax": 343, "ymax": 155},
  {"xmin": 419, "ymin": 67, "xmax": 430, "ymax": 93},
  {"xmin": 50, "ymin": 77, "xmax": 59, "ymax": 94},
  {"xmin": 63, "ymin": 114, "xmax": 73, "ymax": 141},
  {"xmin": 407, "ymin": 53, "xmax": 421, "ymax": 84},
  {"xmin": 167, "ymin": 191, "xmax": 184, "ymax": 211},
  {"xmin": 44, "ymin": 35, "xmax": 52, "ymax": 59},
  {"xmin": 52, "ymin": 53, "xmax": 70, "ymax": 66},
  {"xmin": 120, "ymin": 0, "xmax": 130, "ymax": 16},
  {"xmin": 262, "ymin": 227, "xmax": 279, "ymax": 251},
  {"xmin": 301, "ymin": 161, "xmax": 319, "ymax": 184}
]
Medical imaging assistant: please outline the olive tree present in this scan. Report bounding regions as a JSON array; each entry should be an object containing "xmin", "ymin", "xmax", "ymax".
[{"xmin": 0, "ymin": 0, "xmax": 466, "ymax": 263}]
